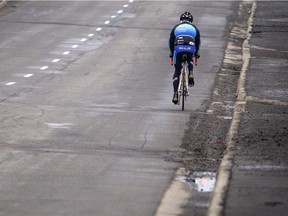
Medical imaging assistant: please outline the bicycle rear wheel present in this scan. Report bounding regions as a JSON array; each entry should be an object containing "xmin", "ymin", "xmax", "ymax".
[{"xmin": 181, "ymin": 79, "xmax": 185, "ymax": 111}]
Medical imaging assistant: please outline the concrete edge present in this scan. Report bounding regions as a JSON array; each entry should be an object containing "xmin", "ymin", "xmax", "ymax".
[
  {"xmin": 154, "ymin": 168, "xmax": 191, "ymax": 216},
  {"xmin": 0, "ymin": 0, "xmax": 7, "ymax": 9},
  {"xmin": 206, "ymin": 1, "xmax": 257, "ymax": 216}
]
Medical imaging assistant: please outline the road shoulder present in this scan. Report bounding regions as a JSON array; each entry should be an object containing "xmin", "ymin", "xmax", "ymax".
[{"xmin": 224, "ymin": 1, "xmax": 288, "ymax": 215}]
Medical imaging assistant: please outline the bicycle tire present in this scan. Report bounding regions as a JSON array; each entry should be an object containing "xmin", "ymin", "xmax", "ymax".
[{"xmin": 181, "ymin": 77, "xmax": 185, "ymax": 111}]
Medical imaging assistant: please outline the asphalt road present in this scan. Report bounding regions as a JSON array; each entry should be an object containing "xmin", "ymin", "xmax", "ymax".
[{"xmin": 0, "ymin": 1, "xmax": 235, "ymax": 216}]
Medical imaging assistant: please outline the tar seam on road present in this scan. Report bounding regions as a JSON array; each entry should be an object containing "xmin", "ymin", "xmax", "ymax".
[{"xmin": 206, "ymin": 1, "xmax": 257, "ymax": 216}]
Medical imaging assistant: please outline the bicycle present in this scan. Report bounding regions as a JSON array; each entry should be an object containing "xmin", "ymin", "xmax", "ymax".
[{"xmin": 172, "ymin": 54, "xmax": 198, "ymax": 111}]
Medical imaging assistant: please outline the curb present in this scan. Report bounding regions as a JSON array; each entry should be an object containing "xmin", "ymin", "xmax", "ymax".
[{"xmin": 206, "ymin": 1, "xmax": 257, "ymax": 216}]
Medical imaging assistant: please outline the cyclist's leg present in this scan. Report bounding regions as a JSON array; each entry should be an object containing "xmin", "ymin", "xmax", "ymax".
[
  {"xmin": 173, "ymin": 52, "xmax": 183, "ymax": 93},
  {"xmin": 187, "ymin": 52, "xmax": 193, "ymax": 72},
  {"xmin": 172, "ymin": 52, "xmax": 182, "ymax": 104},
  {"xmin": 187, "ymin": 52, "xmax": 195, "ymax": 86}
]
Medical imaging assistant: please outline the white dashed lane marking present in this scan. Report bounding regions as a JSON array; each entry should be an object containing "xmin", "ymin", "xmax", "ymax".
[
  {"xmin": 52, "ymin": 59, "xmax": 60, "ymax": 63},
  {"xmin": 45, "ymin": 123, "xmax": 74, "ymax": 129},
  {"xmin": 6, "ymin": 82, "xmax": 16, "ymax": 86},
  {"xmin": 40, "ymin": 66, "xmax": 49, "ymax": 70},
  {"xmin": 3, "ymin": 1, "xmax": 134, "ymax": 87},
  {"xmin": 24, "ymin": 74, "xmax": 34, "ymax": 78}
]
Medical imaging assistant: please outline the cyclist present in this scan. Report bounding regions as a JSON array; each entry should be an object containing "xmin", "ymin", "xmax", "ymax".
[{"xmin": 169, "ymin": 12, "xmax": 201, "ymax": 104}]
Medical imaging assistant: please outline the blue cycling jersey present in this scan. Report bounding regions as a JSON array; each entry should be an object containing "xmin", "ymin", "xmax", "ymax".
[
  {"xmin": 169, "ymin": 21, "xmax": 201, "ymax": 61},
  {"xmin": 173, "ymin": 23, "xmax": 197, "ymax": 58},
  {"xmin": 174, "ymin": 23, "xmax": 197, "ymax": 38}
]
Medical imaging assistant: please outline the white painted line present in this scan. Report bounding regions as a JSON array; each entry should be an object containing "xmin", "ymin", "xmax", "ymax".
[
  {"xmin": 129, "ymin": 0, "xmax": 134, "ymax": 2},
  {"xmin": 40, "ymin": 66, "xmax": 49, "ymax": 70},
  {"xmin": 104, "ymin": 20, "xmax": 110, "ymax": 25},
  {"xmin": 24, "ymin": 74, "xmax": 34, "ymax": 78},
  {"xmin": 45, "ymin": 123, "xmax": 74, "ymax": 129},
  {"xmin": 80, "ymin": 38, "xmax": 87, "ymax": 42},
  {"xmin": 88, "ymin": 33, "xmax": 94, "ymax": 37},
  {"xmin": 123, "ymin": 4, "xmax": 128, "ymax": 8},
  {"xmin": 111, "ymin": 15, "xmax": 116, "ymax": 19},
  {"xmin": 52, "ymin": 59, "xmax": 60, "ymax": 63},
  {"xmin": 72, "ymin": 45, "xmax": 78, "ymax": 48},
  {"xmin": 118, "ymin": 10, "xmax": 123, "ymax": 14},
  {"xmin": 63, "ymin": 51, "xmax": 70, "ymax": 55},
  {"xmin": 96, "ymin": 27, "xmax": 102, "ymax": 31},
  {"xmin": 6, "ymin": 82, "xmax": 16, "ymax": 86}
]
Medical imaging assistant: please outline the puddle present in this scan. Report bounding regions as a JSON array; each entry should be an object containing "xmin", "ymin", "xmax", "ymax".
[{"xmin": 176, "ymin": 172, "xmax": 216, "ymax": 192}]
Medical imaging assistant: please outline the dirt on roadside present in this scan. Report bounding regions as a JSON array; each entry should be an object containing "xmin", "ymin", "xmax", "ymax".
[{"xmin": 180, "ymin": 1, "xmax": 254, "ymax": 174}]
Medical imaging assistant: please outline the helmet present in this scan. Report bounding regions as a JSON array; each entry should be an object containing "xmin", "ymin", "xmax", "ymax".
[{"xmin": 180, "ymin": 12, "xmax": 193, "ymax": 23}]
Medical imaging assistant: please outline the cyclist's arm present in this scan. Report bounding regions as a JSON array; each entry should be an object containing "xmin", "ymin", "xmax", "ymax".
[
  {"xmin": 169, "ymin": 28, "xmax": 176, "ymax": 58},
  {"xmin": 195, "ymin": 28, "xmax": 201, "ymax": 57}
]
